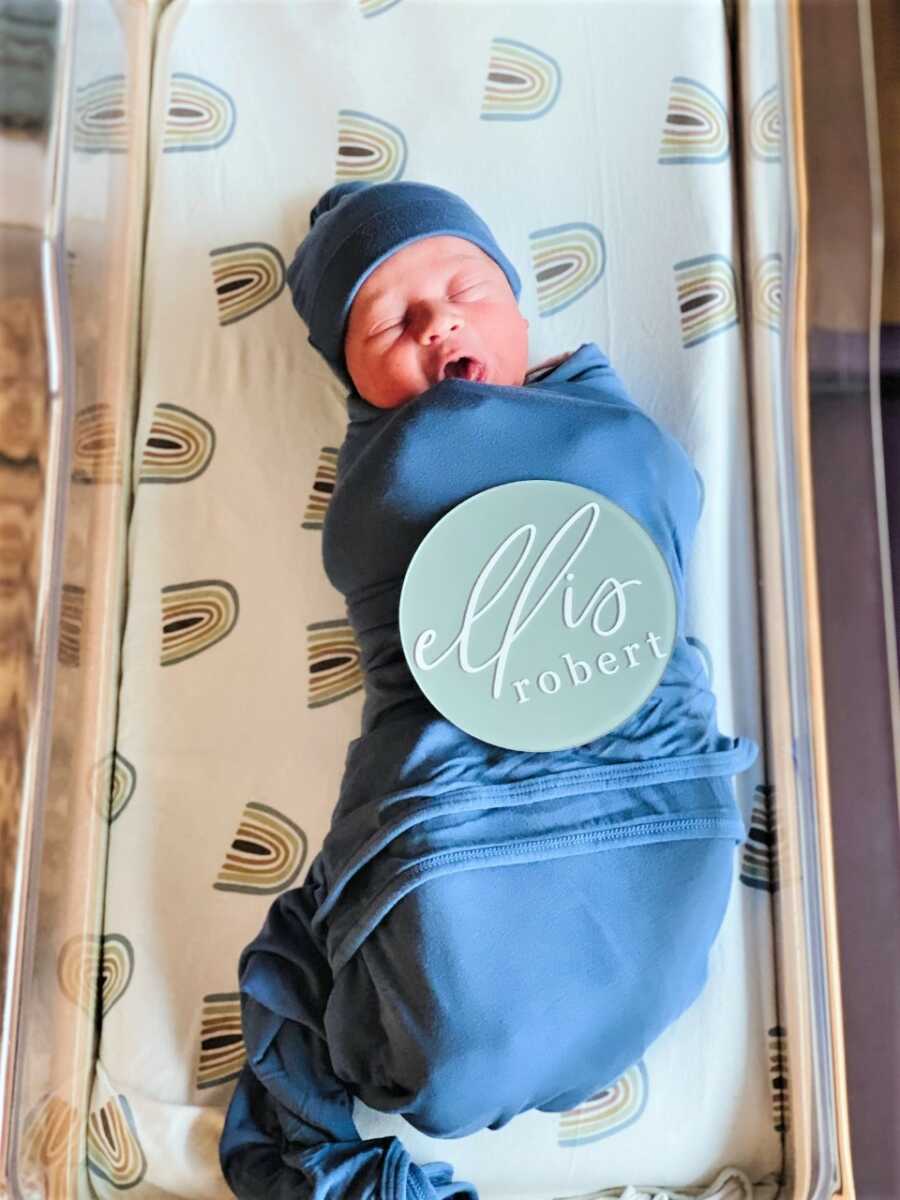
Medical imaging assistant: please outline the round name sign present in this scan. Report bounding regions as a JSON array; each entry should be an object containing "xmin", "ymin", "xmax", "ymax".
[{"xmin": 399, "ymin": 480, "xmax": 676, "ymax": 752}]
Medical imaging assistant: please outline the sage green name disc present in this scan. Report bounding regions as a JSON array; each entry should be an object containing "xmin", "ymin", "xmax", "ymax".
[{"xmin": 398, "ymin": 480, "xmax": 676, "ymax": 752}]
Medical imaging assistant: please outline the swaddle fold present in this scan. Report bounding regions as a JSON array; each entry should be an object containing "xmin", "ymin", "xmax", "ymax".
[{"xmin": 219, "ymin": 342, "xmax": 758, "ymax": 1200}]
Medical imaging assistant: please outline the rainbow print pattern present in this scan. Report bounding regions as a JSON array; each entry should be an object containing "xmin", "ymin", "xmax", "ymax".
[
  {"xmin": 140, "ymin": 403, "xmax": 216, "ymax": 484},
  {"xmin": 481, "ymin": 37, "xmax": 561, "ymax": 121},
  {"xmin": 86, "ymin": 1095, "xmax": 147, "ymax": 1189},
  {"xmin": 336, "ymin": 110, "xmax": 408, "ymax": 182},
  {"xmin": 161, "ymin": 579, "xmax": 239, "ymax": 666},
  {"xmin": 91, "ymin": 751, "xmax": 137, "ymax": 823},
  {"xmin": 557, "ymin": 1060, "xmax": 648, "ymax": 1146},
  {"xmin": 753, "ymin": 253, "xmax": 782, "ymax": 333},
  {"xmin": 75, "ymin": 8, "xmax": 778, "ymax": 1180},
  {"xmin": 210, "ymin": 243, "xmax": 286, "ymax": 326},
  {"xmin": 73, "ymin": 74, "xmax": 128, "ymax": 154},
  {"xmin": 658, "ymin": 76, "xmax": 730, "ymax": 164},
  {"xmin": 58, "ymin": 584, "xmax": 85, "ymax": 669},
  {"xmin": 529, "ymin": 222, "xmax": 606, "ymax": 317},
  {"xmin": 97, "ymin": 937, "xmax": 135, "ymax": 1015},
  {"xmin": 769, "ymin": 1025, "xmax": 789, "ymax": 1133},
  {"xmin": 302, "ymin": 446, "xmax": 339, "ymax": 530},
  {"xmin": 750, "ymin": 85, "xmax": 782, "ymax": 162},
  {"xmin": 71, "ymin": 404, "xmax": 123, "ymax": 484},
  {"xmin": 307, "ymin": 618, "xmax": 364, "ymax": 708},
  {"xmin": 214, "ymin": 801, "xmax": 308, "ymax": 894},
  {"xmin": 21, "ymin": 1093, "xmax": 78, "ymax": 1199},
  {"xmin": 197, "ymin": 993, "xmax": 246, "ymax": 1089},
  {"xmin": 740, "ymin": 785, "xmax": 778, "ymax": 893},
  {"xmin": 674, "ymin": 253, "xmax": 740, "ymax": 347},
  {"xmin": 57, "ymin": 933, "xmax": 134, "ymax": 1016},
  {"xmin": 164, "ymin": 73, "xmax": 236, "ymax": 152}
]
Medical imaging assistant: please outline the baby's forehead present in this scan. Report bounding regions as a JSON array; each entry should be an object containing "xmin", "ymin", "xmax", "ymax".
[
  {"xmin": 420, "ymin": 234, "xmax": 492, "ymax": 258},
  {"xmin": 349, "ymin": 236, "xmax": 498, "ymax": 324},
  {"xmin": 387, "ymin": 235, "xmax": 495, "ymax": 274}
]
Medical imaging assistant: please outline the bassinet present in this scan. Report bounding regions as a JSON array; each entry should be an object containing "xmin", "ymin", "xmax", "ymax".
[{"xmin": 0, "ymin": 1, "xmax": 863, "ymax": 1197}]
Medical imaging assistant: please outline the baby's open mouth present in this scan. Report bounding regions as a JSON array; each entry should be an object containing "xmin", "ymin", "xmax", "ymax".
[{"xmin": 442, "ymin": 356, "xmax": 486, "ymax": 383}]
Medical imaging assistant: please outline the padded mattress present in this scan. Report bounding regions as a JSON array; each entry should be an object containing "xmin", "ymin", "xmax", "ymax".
[{"xmin": 90, "ymin": 1, "xmax": 783, "ymax": 1196}]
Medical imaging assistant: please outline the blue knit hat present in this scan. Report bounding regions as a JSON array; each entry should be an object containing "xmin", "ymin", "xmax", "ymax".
[{"xmin": 286, "ymin": 181, "xmax": 522, "ymax": 393}]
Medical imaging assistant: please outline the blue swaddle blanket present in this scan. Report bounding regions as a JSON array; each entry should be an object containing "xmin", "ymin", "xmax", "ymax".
[{"xmin": 219, "ymin": 342, "xmax": 758, "ymax": 1200}]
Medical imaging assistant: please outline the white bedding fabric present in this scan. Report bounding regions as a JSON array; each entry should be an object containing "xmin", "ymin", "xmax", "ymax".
[{"xmin": 87, "ymin": 1, "xmax": 784, "ymax": 1196}]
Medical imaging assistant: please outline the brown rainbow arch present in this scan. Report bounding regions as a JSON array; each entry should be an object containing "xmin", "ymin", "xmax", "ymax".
[
  {"xmin": 57, "ymin": 932, "xmax": 134, "ymax": 1017},
  {"xmin": 306, "ymin": 618, "xmax": 364, "ymax": 707},
  {"xmin": 71, "ymin": 403, "xmax": 123, "ymax": 484},
  {"xmin": 336, "ymin": 110, "xmax": 408, "ymax": 182},
  {"xmin": 86, "ymin": 1095, "xmax": 147, "ymax": 1189},
  {"xmin": 557, "ymin": 1060, "xmax": 648, "ymax": 1146},
  {"xmin": 73, "ymin": 74, "xmax": 128, "ymax": 154},
  {"xmin": 210, "ymin": 243, "xmax": 286, "ymax": 325},
  {"xmin": 740, "ymin": 784, "xmax": 778, "ymax": 892},
  {"xmin": 750, "ymin": 85, "xmax": 782, "ymax": 162},
  {"xmin": 529, "ymin": 222, "xmax": 606, "ymax": 317},
  {"xmin": 160, "ymin": 579, "xmax": 239, "ymax": 666},
  {"xmin": 481, "ymin": 37, "xmax": 562, "ymax": 121},
  {"xmin": 140, "ymin": 403, "xmax": 216, "ymax": 483},
  {"xmin": 658, "ymin": 76, "xmax": 730, "ymax": 164},
  {"xmin": 673, "ymin": 253, "xmax": 740, "ymax": 347},
  {"xmin": 752, "ymin": 253, "xmax": 782, "ymax": 333},
  {"xmin": 214, "ymin": 801, "xmax": 308, "ymax": 894},
  {"xmin": 21, "ymin": 1093, "xmax": 79, "ymax": 1197},
  {"xmin": 769, "ymin": 1025, "xmax": 789, "ymax": 1133},
  {"xmin": 164, "ymin": 72, "xmax": 236, "ymax": 152},
  {"xmin": 91, "ymin": 750, "xmax": 138, "ymax": 823},
  {"xmin": 302, "ymin": 446, "xmax": 339, "ymax": 529},
  {"xmin": 197, "ymin": 992, "xmax": 246, "ymax": 1089},
  {"xmin": 58, "ymin": 584, "xmax": 86, "ymax": 669}
]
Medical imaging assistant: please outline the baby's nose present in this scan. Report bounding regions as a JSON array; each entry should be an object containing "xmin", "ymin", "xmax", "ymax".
[{"xmin": 413, "ymin": 302, "xmax": 463, "ymax": 344}]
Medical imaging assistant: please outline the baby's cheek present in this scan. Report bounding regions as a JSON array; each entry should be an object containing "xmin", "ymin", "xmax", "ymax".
[{"xmin": 505, "ymin": 314, "xmax": 529, "ymax": 381}]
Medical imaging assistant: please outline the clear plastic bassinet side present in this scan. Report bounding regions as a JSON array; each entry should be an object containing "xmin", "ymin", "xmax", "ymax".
[
  {"xmin": 734, "ymin": 0, "xmax": 892, "ymax": 1198},
  {"xmin": 0, "ymin": 1, "xmax": 152, "ymax": 1196}
]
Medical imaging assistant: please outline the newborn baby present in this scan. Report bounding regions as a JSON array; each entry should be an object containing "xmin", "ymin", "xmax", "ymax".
[
  {"xmin": 342, "ymin": 231, "xmax": 530, "ymax": 406},
  {"xmin": 219, "ymin": 181, "xmax": 758, "ymax": 1200}
]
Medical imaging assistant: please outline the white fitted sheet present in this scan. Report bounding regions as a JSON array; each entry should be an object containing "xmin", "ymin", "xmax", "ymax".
[{"xmin": 90, "ymin": 2, "xmax": 783, "ymax": 1196}]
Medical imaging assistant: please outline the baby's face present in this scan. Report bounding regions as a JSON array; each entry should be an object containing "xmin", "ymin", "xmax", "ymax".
[{"xmin": 344, "ymin": 235, "xmax": 529, "ymax": 409}]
